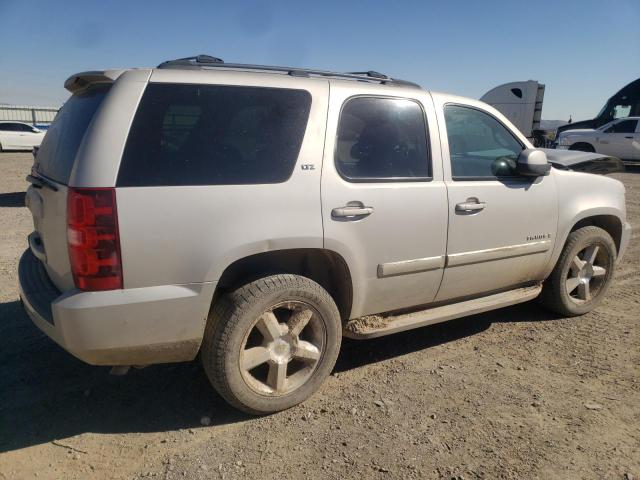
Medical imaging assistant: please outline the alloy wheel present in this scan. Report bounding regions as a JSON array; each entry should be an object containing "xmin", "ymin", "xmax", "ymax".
[
  {"xmin": 239, "ymin": 302, "xmax": 326, "ymax": 396},
  {"xmin": 565, "ymin": 243, "xmax": 609, "ymax": 303}
]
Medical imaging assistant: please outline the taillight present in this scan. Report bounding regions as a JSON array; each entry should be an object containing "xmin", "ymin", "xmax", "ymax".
[{"xmin": 67, "ymin": 188, "xmax": 123, "ymax": 291}]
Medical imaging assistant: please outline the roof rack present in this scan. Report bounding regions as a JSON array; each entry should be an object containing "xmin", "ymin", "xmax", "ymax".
[{"xmin": 156, "ymin": 55, "xmax": 421, "ymax": 88}]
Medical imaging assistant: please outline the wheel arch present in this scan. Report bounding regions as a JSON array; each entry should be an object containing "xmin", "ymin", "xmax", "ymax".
[
  {"xmin": 570, "ymin": 215, "xmax": 623, "ymax": 254},
  {"xmin": 543, "ymin": 207, "xmax": 625, "ymax": 279},
  {"xmin": 214, "ymin": 248, "xmax": 353, "ymax": 321},
  {"xmin": 569, "ymin": 142, "xmax": 596, "ymax": 153}
]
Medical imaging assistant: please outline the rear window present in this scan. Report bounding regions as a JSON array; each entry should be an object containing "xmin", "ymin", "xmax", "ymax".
[
  {"xmin": 117, "ymin": 83, "xmax": 312, "ymax": 187},
  {"xmin": 35, "ymin": 86, "xmax": 109, "ymax": 184}
]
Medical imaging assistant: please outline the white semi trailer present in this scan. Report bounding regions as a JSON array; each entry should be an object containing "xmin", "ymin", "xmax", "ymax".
[{"xmin": 481, "ymin": 80, "xmax": 549, "ymax": 146}]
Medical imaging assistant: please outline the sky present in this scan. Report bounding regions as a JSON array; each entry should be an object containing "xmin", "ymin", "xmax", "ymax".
[{"xmin": 0, "ymin": 0, "xmax": 638, "ymax": 120}]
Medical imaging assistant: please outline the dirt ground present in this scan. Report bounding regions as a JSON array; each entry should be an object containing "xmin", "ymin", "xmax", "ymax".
[{"xmin": 0, "ymin": 152, "xmax": 638, "ymax": 480}]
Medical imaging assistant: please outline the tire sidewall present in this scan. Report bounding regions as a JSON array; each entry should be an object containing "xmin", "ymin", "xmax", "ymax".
[
  {"xmin": 212, "ymin": 277, "xmax": 341, "ymax": 414},
  {"xmin": 555, "ymin": 229, "xmax": 616, "ymax": 315}
]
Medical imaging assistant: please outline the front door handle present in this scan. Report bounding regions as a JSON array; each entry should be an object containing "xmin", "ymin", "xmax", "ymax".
[
  {"xmin": 331, "ymin": 205, "xmax": 374, "ymax": 218},
  {"xmin": 625, "ymin": 136, "xmax": 634, "ymax": 139},
  {"xmin": 455, "ymin": 198, "xmax": 486, "ymax": 213}
]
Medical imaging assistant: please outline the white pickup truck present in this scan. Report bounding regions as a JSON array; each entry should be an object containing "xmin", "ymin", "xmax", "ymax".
[{"xmin": 555, "ymin": 117, "xmax": 640, "ymax": 162}]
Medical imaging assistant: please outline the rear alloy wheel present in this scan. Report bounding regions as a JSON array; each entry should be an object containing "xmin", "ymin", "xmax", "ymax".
[
  {"xmin": 540, "ymin": 226, "xmax": 616, "ymax": 316},
  {"xmin": 201, "ymin": 275, "xmax": 341, "ymax": 415},
  {"xmin": 240, "ymin": 302, "xmax": 326, "ymax": 396}
]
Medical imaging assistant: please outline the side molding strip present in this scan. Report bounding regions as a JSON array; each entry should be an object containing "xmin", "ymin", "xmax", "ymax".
[
  {"xmin": 377, "ymin": 256, "xmax": 445, "ymax": 278},
  {"xmin": 446, "ymin": 240, "xmax": 551, "ymax": 267}
]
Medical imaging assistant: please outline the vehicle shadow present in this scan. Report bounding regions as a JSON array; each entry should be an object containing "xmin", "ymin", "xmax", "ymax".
[
  {"xmin": 0, "ymin": 192, "xmax": 25, "ymax": 207},
  {"xmin": 0, "ymin": 298, "xmax": 558, "ymax": 454},
  {"xmin": 335, "ymin": 301, "xmax": 559, "ymax": 372}
]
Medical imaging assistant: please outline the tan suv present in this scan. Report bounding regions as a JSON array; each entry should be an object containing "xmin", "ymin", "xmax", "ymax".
[{"xmin": 19, "ymin": 55, "xmax": 631, "ymax": 414}]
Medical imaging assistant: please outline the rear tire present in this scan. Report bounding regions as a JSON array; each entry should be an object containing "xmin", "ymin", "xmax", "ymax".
[
  {"xmin": 201, "ymin": 274, "xmax": 342, "ymax": 415},
  {"xmin": 569, "ymin": 142, "xmax": 595, "ymax": 153},
  {"xmin": 540, "ymin": 226, "xmax": 616, "ymax": 316}
]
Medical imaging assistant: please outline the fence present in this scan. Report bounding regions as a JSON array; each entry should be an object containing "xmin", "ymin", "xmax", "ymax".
[{"xmin": 0, "ymin": 105, "xmax": 59, "ymax": 126}]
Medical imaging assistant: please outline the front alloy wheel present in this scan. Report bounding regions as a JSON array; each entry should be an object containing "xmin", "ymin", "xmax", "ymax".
[
  {"xmin": 541, "ymin": 226, "xmax": 616, "ymax": 316},
  {"xmin": 565, "ymin": 244, "xmax": 608, "ymax": 303}
]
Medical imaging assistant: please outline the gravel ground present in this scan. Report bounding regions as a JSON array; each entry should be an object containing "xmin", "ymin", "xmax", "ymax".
[{"xmin": 0, "ymin": 152, "xmax": 638, "ymax": 480}]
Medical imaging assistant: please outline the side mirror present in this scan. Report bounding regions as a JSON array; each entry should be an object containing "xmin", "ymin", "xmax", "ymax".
[{"xmin": 517, "ymin": 149, "xmax": 551, "ymax": 177}]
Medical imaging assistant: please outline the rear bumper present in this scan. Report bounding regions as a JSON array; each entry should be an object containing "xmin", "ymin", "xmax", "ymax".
[
  {"xmin": 618, "ymin": 221, "xmax": 632, "ymax": 263},
  {"xmin": 18, "ymin": 249, "xmax": 216, "ymax": 366}
]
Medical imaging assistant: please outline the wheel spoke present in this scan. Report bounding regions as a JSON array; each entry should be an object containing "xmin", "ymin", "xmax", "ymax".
[
  {"xmin": 288, "ymin": 308, "xmax": 313, "ymax": 337},
  {"xmin": 267, "ymin": 361, "xmax": 287, "ymax": 392},
  {"xmin": 294, "ymin": 340, "xmax": 321, "ymax": 362},
  {"xmin": 583, "ymin": 245, "xmax": 599, "ymax": 265},
  {"xmin": 256, "ymin": 311, "xmax": 281, "ymax": 342},
  {"xmin": 571, "ymin": 256, "xmax": 585, "ymax": 274},
  {"xmin": 577, "ymin": 281, "xmax": 591, "ymax": 301},
  {"xmin": 592, "ymin": 265, "xmax": 607, "ymax": 277},
  {"xmin": 242, "ymin": 347, "xmax": 270, "ymax": 370},
  {"xmin": 566, "ymin": 277, "xmax": 581, "ymax": 294}
]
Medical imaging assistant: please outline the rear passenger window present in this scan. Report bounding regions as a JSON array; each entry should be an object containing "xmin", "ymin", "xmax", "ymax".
[
  {"xmin": 605, "ymin": 119, "xmax": 637, "ymax": 134},
  {"xmin": 335, "ymin": 97, "xmax": 430, "ymax": 181},
  {"xmin": 117, "ymin": 84, "xmax": 312, "ymax": 186}
]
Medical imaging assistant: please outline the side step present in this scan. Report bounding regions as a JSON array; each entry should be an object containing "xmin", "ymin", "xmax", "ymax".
[{"xmin": 343, "ymin": 285, "xmax": 542, "ymax": 339}]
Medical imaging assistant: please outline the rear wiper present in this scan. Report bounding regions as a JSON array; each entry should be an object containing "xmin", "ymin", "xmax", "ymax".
[{"xmin": 26, "ymin": 173, "xmax": 58, "ymax": 192}]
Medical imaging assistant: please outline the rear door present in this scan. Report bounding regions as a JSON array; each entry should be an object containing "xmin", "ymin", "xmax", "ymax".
[
  {"xmin": 13, "ymin": 123, "xmax": 39, "ymax": 148},
  {"xmin": 321, "ymin": 84, "xmax": 448, "ymax": 318},
  {"xmin": 634, "ymin": 120, "xmax": 640, "ymax": 160},
  {"xmin": 434, "ymin": 99, "xmax": 558, "ymax": 302},
  {"xmin": 599, "ymin": 119, "xmax": 638, "ymax": 159}
]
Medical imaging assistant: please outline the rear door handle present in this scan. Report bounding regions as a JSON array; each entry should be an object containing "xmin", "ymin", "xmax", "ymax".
[
  {"xmin": 331, "ymin": 205, "xmax": 374, "ymax": 218},
  {"xmin": 455, "ymin": 199, "xmax": 486, "ymax": 212},
  {"xmin": 625, "ymin": 136, "xmax": 634, "ymax": 139}
]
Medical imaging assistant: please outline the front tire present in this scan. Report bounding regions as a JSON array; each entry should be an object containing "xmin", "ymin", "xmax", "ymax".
[
  {"xmin": 201, "ymin": 274, "xmax": 342, "ymax": 415},
  {"xmin": 540, "ymin": 226, "xmax": 616, "ymax": 316}
]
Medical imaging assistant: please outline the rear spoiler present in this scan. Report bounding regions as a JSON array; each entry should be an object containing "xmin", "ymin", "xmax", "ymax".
[{"xmin": 64, "ymin": 70, "xmax": 125, "ymax": 94}]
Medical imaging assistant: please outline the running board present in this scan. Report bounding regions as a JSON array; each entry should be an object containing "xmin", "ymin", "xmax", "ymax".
[{"xmin": 344, "ymin": 285, "xmax": 542, "ymax": 339}]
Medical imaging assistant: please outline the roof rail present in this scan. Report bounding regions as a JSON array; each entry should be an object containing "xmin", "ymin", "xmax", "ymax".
[{"xmin": 156, "ymin": 55, "xmax": 421, "ymax": 88}]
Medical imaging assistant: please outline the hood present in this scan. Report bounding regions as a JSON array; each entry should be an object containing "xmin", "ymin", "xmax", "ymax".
[
  {"xmin": 558, "ymin": 129, "xmax": 597, "ymax": 136},
  {"xmin": 557, "ymin": 118, "xmax": 597, "ymax": 134},
  {"xmin": 541, "ymin": 148, "xmax": 625, "ymax": 175}
]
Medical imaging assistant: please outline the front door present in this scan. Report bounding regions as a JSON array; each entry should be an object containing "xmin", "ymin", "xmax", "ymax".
[
  {"xmin": 321, "ymin": 86, "xmax": 448, "ymax": 318},
  {"xmin": 434, "ymin": 102, "xmax": 558, "ymax": 302}
]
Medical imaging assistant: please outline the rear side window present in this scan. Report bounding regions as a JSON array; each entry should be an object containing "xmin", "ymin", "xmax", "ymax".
[
  {"xmin": 36, "ymin": 86, "xmax": 109, "ymax": 184},
  {"xmin": 605, "ymin": 119, "xmax": 637, "ymax": 133},
  {"xmin": 117, "ymin": 84, "xmax": 312, "ymax": 186},
  {"xmin": 335, "ymin": 97, "xmax": 430, "ymax": 181}
]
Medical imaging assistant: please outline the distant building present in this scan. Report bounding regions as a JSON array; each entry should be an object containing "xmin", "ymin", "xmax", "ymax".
[{"xmin": 0, "ymin": 104, "xmax": 59, "ymax": 127}]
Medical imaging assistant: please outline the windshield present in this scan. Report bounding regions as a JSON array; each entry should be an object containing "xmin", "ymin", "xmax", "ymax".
[{"xmin": 35, "ymin": 85, "xmax": 110, "ymax": 184}]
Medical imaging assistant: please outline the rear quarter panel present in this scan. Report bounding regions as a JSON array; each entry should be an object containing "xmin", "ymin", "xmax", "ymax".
[{"xmin": 115, "ymin": 71, "xmax": 329, "ymax": 288}]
